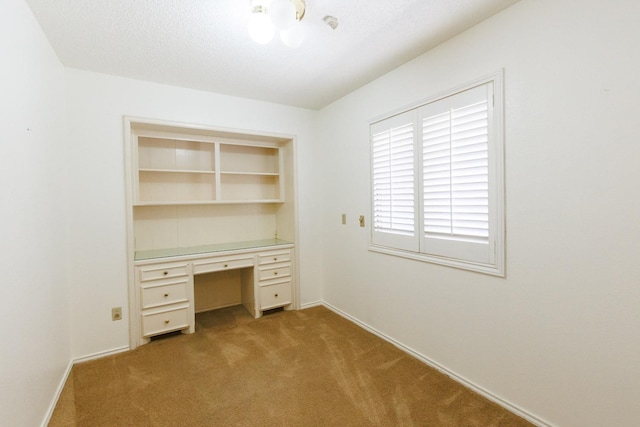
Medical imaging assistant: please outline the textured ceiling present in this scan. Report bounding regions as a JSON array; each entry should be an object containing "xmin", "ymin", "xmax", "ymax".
[{"xmin": 25, "ymin": 0, "xmax": 519, "ymax": 110}]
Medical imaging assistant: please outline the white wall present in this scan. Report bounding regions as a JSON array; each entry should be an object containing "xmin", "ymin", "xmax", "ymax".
[
  {"xmin": 0, "ymin": 0, "xmax": 71, "ymax": 425},
  {"xmin": 65, "ymin": 70, "xmax": 323, "ymax": 358},
  {"xmin": 316, "ymin": 0, "xmax": 640, "ymax": 426}
]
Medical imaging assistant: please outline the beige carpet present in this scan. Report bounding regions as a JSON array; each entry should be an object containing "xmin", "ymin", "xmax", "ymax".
[{"xmin": 50, "ymin": 305, "xmax": 532, "ymax": 426}]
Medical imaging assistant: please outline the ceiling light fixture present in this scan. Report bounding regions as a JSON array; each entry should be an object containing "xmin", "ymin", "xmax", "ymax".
[
  {"xmin": 248, "ymin": 0, "xmax": 307, "ymax": 47},
  {"xmin": 247, "ymin": 3, "xmax": 275, "ymax": 44}
]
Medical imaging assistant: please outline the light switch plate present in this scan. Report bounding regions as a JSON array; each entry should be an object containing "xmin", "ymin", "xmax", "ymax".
[
  {"xmin": 359, "ymin": 215, "xmax": 365, "ymax": 227},
  {"xmin": 341, "ymin": 213, "xmax": 346, "ymax": 224}
]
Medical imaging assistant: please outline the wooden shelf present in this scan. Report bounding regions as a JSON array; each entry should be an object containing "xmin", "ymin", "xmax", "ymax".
[
  {"xmin": 134, "ymin": 199, "xmax": 283, "ymax": 206},
  {"xmin": 134, "ymin": 134, "xmax": 283, "ymax": 205},
  {"xmin": 139, "ymin": 169, "xmax": 216, "ymax": 174},
  {"xmin": 220, "ymin": 171, "xmax": 279, "ymax": 176}
]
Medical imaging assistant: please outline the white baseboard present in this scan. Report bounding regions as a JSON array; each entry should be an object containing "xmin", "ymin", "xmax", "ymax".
[
  {"xmin": 41, "ymin": 345, "xmax": 130, "ymax": 426},
  {"xmin": 321, "ymin": 301, "xmax": 553, "ymax": 427},
  {"xmin": 300, "ymin": 300, "xmax": 324, "ymax": 310},
  {"xmin": 73, "ymin": 345, "xmax": 130, "ymax": 364},
  {"xmin": 41, "ymin": 359, "xmax": 74, "ymax": 427}
]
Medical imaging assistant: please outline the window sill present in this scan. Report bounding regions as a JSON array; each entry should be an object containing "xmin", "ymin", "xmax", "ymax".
[{"xmin": 368, "ymin": 245, "xmax": 505, "ymax": 277}]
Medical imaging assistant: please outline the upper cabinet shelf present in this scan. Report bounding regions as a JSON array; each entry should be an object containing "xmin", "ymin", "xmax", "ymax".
[
  {"xmin": 138, "ymin": 137, "xmax": 215, "ymax": 172},
  {"xmin": 133, "ymin": 132, "xmax": 284, "ymax": 206},
  {"xmin": 139, "ymin": 169, "xmax": 216, "ymax": 174},
  {"xmin": 219, "ymin": 143, "xmax": 279, "ymax": 174}
]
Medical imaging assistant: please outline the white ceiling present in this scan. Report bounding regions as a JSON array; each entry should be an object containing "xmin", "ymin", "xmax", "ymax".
[{"xmin": 25, "ymin": 0, "xmax": 519, "ymax": 110}]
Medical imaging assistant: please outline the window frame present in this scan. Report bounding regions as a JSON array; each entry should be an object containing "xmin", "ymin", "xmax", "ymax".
[{"xmin": 369, "ymin": 71, "xmax": 505, "ymax": 277}]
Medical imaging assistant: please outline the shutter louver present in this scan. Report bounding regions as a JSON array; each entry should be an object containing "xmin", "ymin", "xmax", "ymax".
[
  {"xmin": 372, "ymin": 123, "xmax": 415, "ymax": 236},
  {"xmin": 423, "ymin": 99, "xmax": 489, "ymax": 242}
]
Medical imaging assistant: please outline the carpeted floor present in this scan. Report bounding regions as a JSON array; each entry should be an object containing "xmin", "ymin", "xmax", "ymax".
[{"xmin": 49, "ymin": 305, "xmax": 532, "ymax": 426}]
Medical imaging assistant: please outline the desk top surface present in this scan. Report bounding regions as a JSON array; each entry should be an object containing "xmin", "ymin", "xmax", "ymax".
[{"xmin": 135, "ymin": 238, "xmax": 293, "ymax": 261}]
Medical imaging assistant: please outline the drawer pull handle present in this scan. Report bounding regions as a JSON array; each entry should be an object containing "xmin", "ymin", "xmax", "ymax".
[
  {"xmin": 163, "ymin": 271, "xmax": 168, "ymax": 276},
  {"xmin": 164, "ymin": 293, "xmax": 169, "ymax": 297},
  {"xmin": 274, "ymin": 293, "xmax": 279, "ymax": 298},
  {"xmin": 274, "ymin": 257, "xmax": 278, "ymax": 261},
  {"xmin": 224, "ymin": 264, "xmax": 228, "ymax": 268},
  {"xmin": 164, "ymin": 320, "xmax": 170, "ymax": 324},
  {"xmin": 274, "ymin": 272, "xmax": 278, "ymax": 275}
]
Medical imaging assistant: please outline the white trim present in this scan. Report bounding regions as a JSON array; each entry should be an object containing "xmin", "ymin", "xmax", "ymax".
[
  {"xmin": 123, "ymin": 117, "xmax": 140, "ymax": 350},
  {"xmin": 289, "ymin": 137, "xmax": 301, "ymax": 312},
  {"xmin": 73, "ymin": 345, "xmax": 130, "ymax": 364},
  {"xmin": 321, "ymin": 301, "xmax": 553, "ymax": 427},
  {"xmin": 369, "ymin": 70, "xmax": 505, "ymax": 125},
  {"xmin": 41, "ymin": 345, "xmax": 130, "ymax": 426},
  {"xmin": 300, "ymin": 300, "xmax": 324, "ymax": 310},
  {"xmin": 41, "ymin": 360, "xmax": 73, "ymax": 427},
  {"xmin": 369, "ymin": 244, "xmax": 504, "ymax": 277}
]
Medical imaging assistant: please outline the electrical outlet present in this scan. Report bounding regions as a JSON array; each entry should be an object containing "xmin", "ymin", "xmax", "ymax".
[
  {"xmin": 112, "ymin": 307, "xmax": 122, "ymax": 321},
  {"xmin": 359, "ymin": 215, "xmax": 365, "ymax": 227}
]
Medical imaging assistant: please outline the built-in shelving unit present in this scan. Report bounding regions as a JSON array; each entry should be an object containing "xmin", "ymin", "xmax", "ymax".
[
  {"xmin": 124, "ymin": 117, "xmax": 297, "ymax": 349},
  {"xmin": 134, "ymin": 132, "xmax": 283, "ymax": 205}
]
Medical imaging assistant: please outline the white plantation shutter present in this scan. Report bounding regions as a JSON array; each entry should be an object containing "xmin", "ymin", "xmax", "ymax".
[
  {"xmin": 370, "ymin": 74, "xmax": 504, "ymax": 275},
  {"xmin": 419, "ymin": 83, "xmax": 493, "ymax": 264},
  {"xmin": 372, "ymin": 124, "xmax": 414, "ymax": 234},
  {"xmin": 422, "ymin": 85, "xmax": 489, "ymax": 241},
  {"xmin": 371, "ymin": 111, "xmax": 419, "ymax": 251}
]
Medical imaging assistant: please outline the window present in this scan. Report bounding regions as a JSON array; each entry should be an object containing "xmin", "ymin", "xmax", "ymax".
[{"xmin": 370, "ymin": 73, "xmax": 504, "ymax": 276}]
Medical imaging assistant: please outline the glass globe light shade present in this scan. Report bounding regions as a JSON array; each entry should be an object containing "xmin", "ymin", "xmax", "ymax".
[
  {"xmin": 269, "ymin": 0, "xmax": 296, "ymax": 30},
  {"xmin": 248, "ymin": 10, "xmax": 275, "ymax": 44},
  {"xmin": 280, "ymin": 23, "xmax": 305, "ymax": 48}
]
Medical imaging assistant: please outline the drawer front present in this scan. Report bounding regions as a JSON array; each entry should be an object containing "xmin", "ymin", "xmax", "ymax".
[
  {"xmin": 142, "ymin": 307, "xmax": 189, "ymax": 337},
  {"xmin": 258, "ymin": 250, "xmax": 291, "ymax": 266},
  {"xmin": 139, "ymin": 264, "xmax": 189, "ymax": 282},
  {"xmin": 258, "ymin": 264, "xmax": 291, "ymax": 281},
  {"xmin": 141, "ymin": 280, "xmax": 188, "ymax": 309},
  {"xmin": 259, "ymin": 282, "xmax": 292, "ymax": 310},
  {"xmin": 258, "ymin": 275, "xmax": 291, "ymax": 288},
  {"xmin": 193, "ymin": 256, "xmax": 254, "ymax": 275}
]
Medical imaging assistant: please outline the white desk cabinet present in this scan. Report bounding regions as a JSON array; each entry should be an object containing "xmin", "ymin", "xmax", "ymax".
[
  {"xmin": 257, "ymin": 249, "xmax": 293, "ymax": 311},
  {"xmin": 136, "ymin": 261, "xmax": 193, "ymax": 340},
  {"xmin": 134, "ymin": 243, "xmax": 294, "ymax": 344}
]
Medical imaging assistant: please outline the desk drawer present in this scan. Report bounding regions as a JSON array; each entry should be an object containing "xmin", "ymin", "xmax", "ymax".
[
  {"xmin": 193, "ymin": 256, "xmax": 254, "ymax": 275},
  {"xmin": 139, "ymin": 264, "xmax": 189, "ymax": 282},
  {"xmin": 258, "ymin": 250, "xmax": 291, "ymax": 265},
  {"xmin": 258, "ymin": 264, "xmax": 291, "ymax": 281},
  {"xmin": 141, "ymin": 280, "xmax": 188, "ymax": 309},
  {"xmin": 142, "ymin": 306, "xmax": 189, "ymax": 337},
  {"xmin": 259, "ymin": 282, "xmax": 292, "ymax": 310}
]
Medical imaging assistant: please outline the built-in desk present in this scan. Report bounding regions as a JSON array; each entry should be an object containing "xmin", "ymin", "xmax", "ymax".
[{"xmin": 134, "ymin": 239, "xmax": 294, "ymax": 344}]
